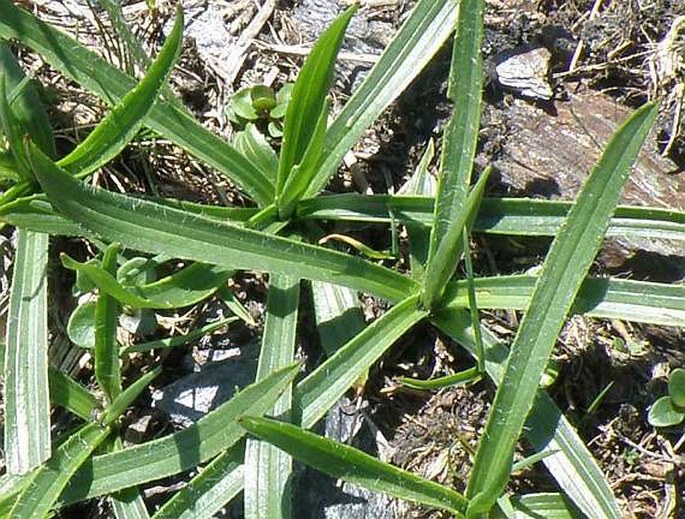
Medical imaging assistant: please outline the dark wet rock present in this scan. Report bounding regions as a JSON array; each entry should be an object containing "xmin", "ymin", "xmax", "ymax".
[
  {"xmin": 151, "ymin": 344, "xmax": 258, "ymax": 427},
  {"xmin": 295, "ymin": 397, "xmax": 396, "ymax": 519}
]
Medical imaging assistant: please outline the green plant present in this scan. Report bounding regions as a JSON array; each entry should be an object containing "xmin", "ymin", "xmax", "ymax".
[
  {"xmin": 227, "ymin": 82, "xmax": 294, "ymax": 137},
  {"xmin": 648, "ymin": 368, "xmax": 685, "ymax": 427},
  {"xmin": 0, "ymin": 0, "xmax": 683, "ymax": 518}
]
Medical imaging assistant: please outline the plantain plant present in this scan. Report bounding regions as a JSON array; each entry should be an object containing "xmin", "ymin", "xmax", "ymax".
[{"xmin": 0, "ymin": 0, "xmax": 683, "ymax": 517}]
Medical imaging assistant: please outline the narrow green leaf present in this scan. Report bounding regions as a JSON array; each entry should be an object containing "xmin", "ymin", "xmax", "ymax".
[
  {"xmin": 0, "ymin": 0, "xmax": 274, "ymax": 205},
  {"xmin": 240, "ymin": 416, "xmax": 468, "ymax": 516},
  {"xmin": 3, "ymin": 229, "xmax": 50, "ymax": 474},
  {"xmin": 0, "ymin": 44, "xmax": 55, "ymax": 157},
  {"xmin": 0, "ymin": 195, "xmax": 81, "ymax": 234},
  {"xmin": 498, "ymin": 493, "xmax": 580, "ymax": 518},
  {"xmin": 95, "ymin": 243, "xmax": 122, "ymax": 401},
  {"xmin": 399, "ymin": 366, "xmax": 480, "ymax": 390},
  {"xmin": 306, "ymin": 0, "xmax": 459, "ymax": 198},
  {"xmin": 434, "ymin": 309, "xmax": 622, "ymax": 518},
  {"xmin": 49, "ymin": 366, "xmax": 101, "ymax": 421},
  {"xmin": 60, "ymin": 363, "xmax": 299, "ymax": 504},
  {"xmin": 441, "ymin": 275, "xmax": 685, "ymax": 327},
  {"xmin": 151, "ymin": 446, "xmax": 245, "ymax": 519},
  {"xmin": 245, "ymin": 273, "xmax": 299, "ymax": 519},
  {"xmin": 0, "ymin": 193, "xmax": 259, "ymax": 235},
  {"xmin": 10, "ymin": 422, "xmax": 112, "ymax": 519},
  {"xmin": 0, "ymin": 76, "xmax": 32, "ymax": 180},
  {"xmin": 297, "ymin": 195, "xmax": 685, "ymax": 242},
  {"xmin": 29, "ymin": 145, "xmax": 416, "ymax": 302},
  {"xmin": 56, "ymin": 6, "xmax": 183, "ymax": 177},
  {"xmin": 295, "ymin": 294, "xmax": 427, "ymax": 428},
  {"xmin": 11, "ymin": 370, "xmax": 157, "ymax": 518},
  {"xmin": 233, "ymin": 124, "xmax": 278, "ymax": 183},
  {"xmin": 277, "ymin": 6, "xmax": 356, "ymax": 198},
  {"xmin": 107, "ymin": 438, "xmax": 151, "ymax": 519},
  {"xmin": 311, "ymin": 280, "xmax": 365, "ymax": 356},
  {"xmin": 278, "ymin": 102, "xmax": 329, "ymax": 217},
  {"xmin": 421, "ymin": 0, "xmax": 485, "ymax": 310},
  {"xmin": 476, "ymin": 198, "xmax": 685, "ymax": 240},
  {"xmin": 422, "ymin": 168, "xmax": 490, "ymax": 309},
  {"xmin": 466, "ymin": 103, "xmax": 659, "ymax": 514}
]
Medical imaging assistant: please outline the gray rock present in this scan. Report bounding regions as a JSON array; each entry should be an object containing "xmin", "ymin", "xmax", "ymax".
[{"xmin": 151, "ymin": 344, "xmax": 258, "ymax": 427}]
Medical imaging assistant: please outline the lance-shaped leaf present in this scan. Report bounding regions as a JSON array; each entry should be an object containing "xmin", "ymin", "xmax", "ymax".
[
  {"xmin": 245, "ymin": 274, "xmax": 299, "ymax": 519},
  {"xmin": 94, "ymin": 243, "xmax": 122, "ymax": 401},
  {"xmin": 434, "ymin": 309, "xmax": 622, "ymax": 518},
  {"xmin": 239, "ymin": 416, "xmax": 468, "ymax": 517},
  {"xmin": 3, "ymin": 230, "xmax": 50, "ymax": 474},
  {"xmin": 465, "ymin": 102, "xmax": 659, "ymax": 514},
  {"xmin": 0, "ymin": 0, "xmax": 274, "ymax": 205},
  {"xmin": 5, "ymin": 192, "xmax": 680, "ymax": 244},
  {"xmin": 440, "ymin": 275, "xmax": 685, "ymax": 327},
  {"xmin": 296, "ymin": 195, "xmax": 685, "ymax": 242},
  {"xmin": 60, "ymin": 364, "xmax": 299, "ymax": 504},
  {"xmin": 0, "ymin": 195, "xmax": 81, "ymax": 234},
  {"xmin": 151, "ymin": 445, "xmax": 245, "ymax": 519},
  {"xmin": 276, "ymin": 6, "xmax": 356, "ymax": 216},
  {"xmin": 305, "ymin": 0, "xmax": 459, "ymax": 198},
  {"xmin": 28, "ymin": 144, "xmax": 416, "ymax": 302},
  {"xmin": 421, "ymin": 0, "xmax": 485, "ymax": 310},
  {"xmin": 0, "ymin": 44, "xmax": 55, "ymax": 158},
  {"xmin": 56, "ymin": 5, "xmax": 183, "ymax": 177},
  {"xmin": 10, "ymin": 368, "xmax": 160, "ymax": 519}
]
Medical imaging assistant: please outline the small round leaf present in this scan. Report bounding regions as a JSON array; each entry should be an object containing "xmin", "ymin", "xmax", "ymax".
[
  {"xmin": 67, "ymin": 300, "xmax": 97, "ymax": 349},
  {"xmin": 647, "ymin": 396, "xmax": 685, "ymax": 427},
  {"xmin": 668, "ymin": 368, "xmax": 685, "ymax": 408},
  {"xmin": 229, "ymin": 88, "xmax": 258, "ymax": 121}
]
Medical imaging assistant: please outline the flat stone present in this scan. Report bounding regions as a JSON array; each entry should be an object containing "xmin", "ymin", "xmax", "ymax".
[
  {"xmin": 151, "ymin": 344, "xmax": 258, "ymax": 428},
  {"xmin": 488, "ymin": 91, "xmax": 685, "ymax": 268}
]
